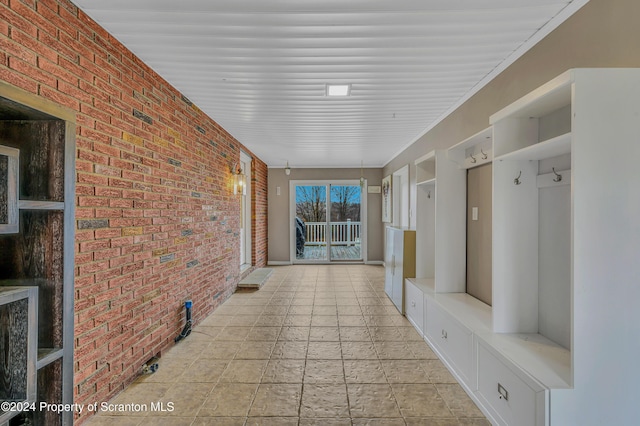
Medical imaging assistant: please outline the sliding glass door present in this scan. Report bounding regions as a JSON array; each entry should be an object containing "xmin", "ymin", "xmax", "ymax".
[{"xmin": 291, "ymin": 180, "xmax": 365, "ymax": 263}]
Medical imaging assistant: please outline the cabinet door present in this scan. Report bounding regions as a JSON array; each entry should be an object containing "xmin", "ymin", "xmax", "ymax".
[
  {"xmin": 384, "ymin": 228, "xmax": 395, "ymax": 298},
  {"xmin": 392, "ymin": 230, "xmax": 405, "ymax": 311}
]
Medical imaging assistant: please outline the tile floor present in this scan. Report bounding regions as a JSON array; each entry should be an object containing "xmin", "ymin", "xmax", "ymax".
[{"xmin": 87, "ymin": 265, "xmax": 489, "ymax": 426}]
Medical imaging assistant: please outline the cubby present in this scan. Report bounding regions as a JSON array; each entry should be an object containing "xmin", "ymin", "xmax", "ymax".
[
  {"xmin": 414, "ymin": 150, "xmax": 465, "ymax": 292},
  {"xmin": 0, "ymin": 83, "xmax": 75, "ymax": 426},
  {"xmin": 0, "ymin": 287, "xmax": 38, "ymax": 425}
]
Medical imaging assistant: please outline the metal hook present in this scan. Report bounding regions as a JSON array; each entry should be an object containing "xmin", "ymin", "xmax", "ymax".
[
  {"xmin": 481, "ymin": 148, "xmax": 488, "ymax": 160},
  {"xmin": 427, "ymin": 190, "xmax": 431, "ymax": 199},
  {"xmin": 470, "ymin": 154, "xmax": 477, "ymax": 164},
  {"xmin": 514, "ymin": 171, "xmax": 522, "ymax": 185},
  {"xmin": 552, "ymin": 167, "xmax": 562, "ymax": 183}
]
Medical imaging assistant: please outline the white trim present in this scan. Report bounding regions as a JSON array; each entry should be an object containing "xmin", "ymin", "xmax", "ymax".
[
  {"xmin": 240, "ymin": 150, "xmax": 252, "ymax": 269},
  {"xmin": 384, "ymin": 0, "xmax": 591, "ymax": 169},
  {"xmin": 268, "ymin": 260, "xmax": 292, "ymax": 266}
]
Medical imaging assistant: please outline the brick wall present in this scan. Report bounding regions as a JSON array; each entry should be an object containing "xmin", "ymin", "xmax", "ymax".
[{"xmin": 0, "ymin": 0, "xmax": 268, "ymax": 422}]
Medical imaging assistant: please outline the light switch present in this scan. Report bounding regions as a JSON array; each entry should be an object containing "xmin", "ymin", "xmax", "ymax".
[
  {"xmin": 472, "ymin": 207, "xmax": 478, "ymax": 221},
  {"xmin": 276, "ymin": 186, "xmax": 281, "ymax": 196}
]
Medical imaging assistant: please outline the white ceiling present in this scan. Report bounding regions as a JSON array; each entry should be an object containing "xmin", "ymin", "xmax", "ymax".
[{"xmin": 74, "ymin": 0, "xmax": 586, "ymax": 168}]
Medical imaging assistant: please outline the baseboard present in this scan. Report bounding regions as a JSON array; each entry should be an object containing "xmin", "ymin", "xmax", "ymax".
[
  {"xmin": 365, "ymin": 260, "xmax": 384, "ymax": 266},
  {"xmin": 267, "ymin": 260, "xmax": 292, "ymax": 266}
]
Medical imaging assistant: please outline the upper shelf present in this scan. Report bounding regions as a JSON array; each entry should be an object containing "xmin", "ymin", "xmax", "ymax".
[
  {"xmin": 448, "ymin": 127, "xmax": 493, "ymax": 169},
  {"xmin": 494, "ymin": 132, "xmax": 571, "ymax": 162},
  {"xmin": 490, "ymin": 70, "xmax": 573, "ymax": 123}
]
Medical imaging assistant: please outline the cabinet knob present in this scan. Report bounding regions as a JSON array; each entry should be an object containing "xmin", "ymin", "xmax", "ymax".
[{"xmin": 411, "ymin": 301, "xmax": 416, "ymax": 307}]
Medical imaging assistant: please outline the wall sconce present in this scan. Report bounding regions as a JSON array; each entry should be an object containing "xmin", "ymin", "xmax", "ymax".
[
  {"xmin": 231, "ymin": 163, "xmax": 246, "ymax": 195},
  {"xmin": 285, "ymin": 161, "xmax": 291, "ymax": 176}
]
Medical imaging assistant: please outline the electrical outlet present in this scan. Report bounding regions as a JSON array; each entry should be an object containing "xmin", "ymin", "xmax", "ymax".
[{"xmin": 472, "ymin": 207, "xmax": 478, "ymax": 221}]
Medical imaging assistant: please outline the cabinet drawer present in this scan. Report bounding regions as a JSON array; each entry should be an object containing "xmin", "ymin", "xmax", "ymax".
[
  {"xmin": 405, "ymin": 280, "xmax": 424, "ymax": 334},
  {"xmin": 425, "ymin": 300, "xmax": 473, "ymax": 383},
  {"xmin": 476, "ymin": 343, "xmax": 544, "ymax": 426}
]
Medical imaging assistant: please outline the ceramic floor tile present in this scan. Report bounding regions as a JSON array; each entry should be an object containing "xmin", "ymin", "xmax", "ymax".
[
  {"xmin": 254, "ymin": 315, "xmax": 286, "ymax": 327},
  {"xmin": 369, "ymin": 326, "xmax": 404, "ymax": 342},
  {"xmin": 246, "ymin": 326, "xmax": 281, "ymax": 341},
  {"xmin": 391, "ymin": 383, "xmax": 454, "ymax": 418},
  {"xmin": 199, "ymin": 341, "xmax": 242, "ymax": 360},
  {"xmin": 406, "ymin": 341, "xmax": 439, "ymax": 359},
  {"xmin": 107, "ymin": 381, "xmax": 172, "ymax": 415},
  {"xmin": 300, "ymin": 384, "xmax": 350, "ymax": 418},
  {"xmin": 261, "ymin": 359, "xmax": 305, "ymax": 383},
  {"xmin": 374, "ymin": 341, "xmax": 416, "ymax": 360},
  {"xmin": 341, "ymin": 342, "xmax": 379, "ymax": 360},
  {"xmin": 271, "ymin": 341, "xmax": 308, "ymax": 359},
  {"xmin": 311, "ymin": 315, "xmax": 339, "ymax": 327},
  {"xmin": 159, "ymin": 382, "xmax": 212, "ymax": 416},
  {"xmin": 307, "ymin": 341, "xmax": 342, "ymax": 359},
  {"xmin": 219, "ymin": 359, "xmax": 268, "ymax": 383},
  {"xmin": 343, "ymin": 360, "xmax": 387, "ymax": 384},
  {"xmin": 136, "ymin": 358, "xmax": 195, "ymax": 384},
  {"xmin": 179, "ymin": 360, "xmax": 228, "ymax": 383},
  {"xmin": 86, "ymin": 416, "xmax": 143, "ymax": 425},
  {"xmin": 458, "ymin": 418, "xmax": 493, "ymax": 426},
  {"xmin": 313, "ymin": 305, "xmax": 337, "ymax": 315},
  {"xmin": 381, "ymin": 360, "xmax": 431, "ymax": 384},
  {"xmin": 337, "ymin": 306, "xmax": 363, "ymax": 315},
  {"xmin": 198, "ymin": 383, "xmax": 258, "ymax": 417},
  {"xmin": 249, "ymin": 384, "xmax": 302, "ymax": 417},
  {"xmin": 404, "ymin": 418, "xmax": 459, "ymax": 426},
  {"xmin": 299, "ymin": 419, "xmax": 352, "ymax": 426},
  {"xmin": 309, "ymin": 326, "xmax": 340, "ymax": 341},
  {"xmin": 283, "ymin": 314, "xmax": 313, "ymax": 326},
  {"xmin": 245, "ymin": 417, "xmax": 299, "ymax": 426},
  {"xmin": 215, "ymin": 326, "xmax": 253, "ymax": 341},
  {"xmin": 193, "ymin": 417, "xmax": 246, "ymax": 425},
  {"xmin": 278, "ymin": 326, "xmax": 310, "ymax": 341},
  {"xmin": 351, "ymin": 419, "xmax": 407, "ymax": 426},
  {"xmin": 347, "ymin": 384, "xmax": 402, "ymax": 418},
  {"xmin": 234, "ymin": 341, "xmax": 275, "ymax": 360},
  {"xmin": 304, "ymin": 359, "xmax": 345, "ymax": 383},
  {"xmin": 289, "ymin": 305, "xmax": 314, "ymax": 315},
  {"xmin": 420, "ymin": 360, "xmax": 458, "ymax": 384},
  {"xmin": 337, "ymin": 315, "xmax": 367, "ymax": 326},
  {"xmin": 435, "ymin": 383, "xmax": 485, "ymax": 418},
  {"xmin": 339, "ymin": 326, "xmax": 371, "ymax": 341}
]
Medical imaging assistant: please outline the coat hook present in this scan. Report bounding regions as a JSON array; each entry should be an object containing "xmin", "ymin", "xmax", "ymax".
[
  {"xmin": 427, "ymin": 190, "xmax": 431, "ymax": 199},
  {"xmin": 552, "ymin": 167, "xmax": 562, "ymax": 182},
  {"xmin": 470, "ymin": 154, "xmax": 477, "ymax": 164},
  {"xmin": 481, "ymin": 148, "xmax": 488, "ymax": 160},
  {"xmin": 514, "ymin": 171, "xmax": 522, "ymax": 185}
]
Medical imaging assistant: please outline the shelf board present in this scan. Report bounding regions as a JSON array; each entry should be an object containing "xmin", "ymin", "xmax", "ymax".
[
  {"xmin": 406, "ymin": 277, "xmax": 434, "ymax": 296},
  {"xmin": 495, "ymin": 132, "xmax": 571, "ymax": 162},
  {"xmin": 416, "ymin": 177, "xmax": 436, "ymax": 187},
  {"xmin": 490, "ymin": 70, "xmax": 573, "ymax": 122},
  {"xmin": 37, "ymin": 348, "xmax": 64, "ymax": 369},
  {"xmin": 477, "ymin": 331, "xmax": 571, "ymax": 389},
  {"xmin": 19, "ymin": 200, "xmax": 65, "ymax": 210}
]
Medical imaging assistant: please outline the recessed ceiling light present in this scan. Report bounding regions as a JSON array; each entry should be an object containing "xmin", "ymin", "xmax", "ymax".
[{"xmin": 326, "ymin": 84, "xmax": 351, "ymax": 97}]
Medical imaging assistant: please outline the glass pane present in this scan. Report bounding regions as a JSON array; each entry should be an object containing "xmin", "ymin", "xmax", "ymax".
[
  {"xmin": 330, "ymin": 185, "xmax": 362, "ymax": 260},
  {"xmin": 295, "ymin": 185, "xmax": 327, "ymax": 260}
]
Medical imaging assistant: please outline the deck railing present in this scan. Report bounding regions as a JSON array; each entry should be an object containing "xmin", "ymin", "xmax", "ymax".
[{"xmin": 305, "ymin": 220, "xmax": 361, "ymax": 246}]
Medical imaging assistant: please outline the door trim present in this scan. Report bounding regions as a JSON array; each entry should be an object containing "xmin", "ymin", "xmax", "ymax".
[{"xmin": 289, "ymin": 179, "xmax": 367, "ymax": 264}]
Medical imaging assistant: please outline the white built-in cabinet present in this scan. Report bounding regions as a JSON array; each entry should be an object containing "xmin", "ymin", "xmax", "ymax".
[
  {"xmin": 384, "ymin": 226, "xmax": 415, "ymax": 314},
  {"xmin": 407, "ymin": 69, "xmax": 640, "ymax": 425}
]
